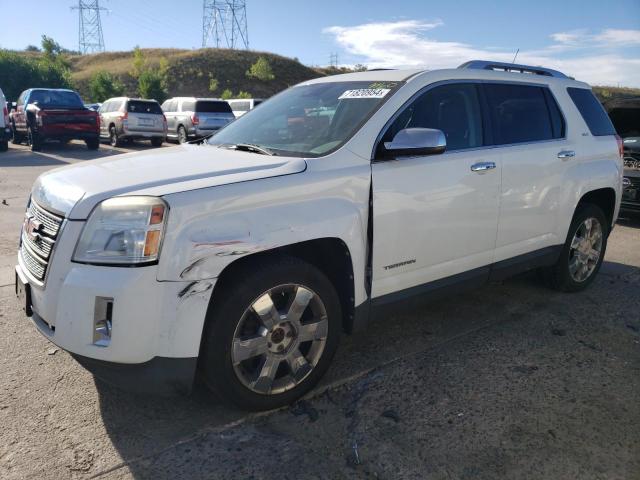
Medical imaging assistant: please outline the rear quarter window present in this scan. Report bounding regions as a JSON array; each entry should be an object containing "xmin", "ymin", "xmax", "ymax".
[
  {"xmin": 484, "ymin": 83, "xmax": 561, "ymax": 145},
  {"xmin": 567, "ymin": 87, "xmax": 616, "ymax": 136}
]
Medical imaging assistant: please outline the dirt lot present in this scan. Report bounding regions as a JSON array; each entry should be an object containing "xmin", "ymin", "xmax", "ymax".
[{"xmin": 1, "ymin": 141, "xmax": 639, "ymax": 479}]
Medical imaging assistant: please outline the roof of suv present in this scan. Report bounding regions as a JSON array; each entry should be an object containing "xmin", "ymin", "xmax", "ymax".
[{"xmin": 302, "ymin": 61, "xmax": 590, "ymax": 88}]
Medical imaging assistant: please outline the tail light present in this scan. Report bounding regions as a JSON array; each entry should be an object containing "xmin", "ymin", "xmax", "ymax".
[
  {"xmin": 35, "ymin": 109, "xmax": 47, "ymax": 126},
  {"xmin": 191, "ymin": 114, "xmax": 199, "ymax": 126},
  {"xmin": 162, "ymin": 114, "xmax": 167, "ymax": 127},
  {"xmin": 119, "ymin": 106, "xmax": 128, "ymax": 121},
  {"xmin": 615, "ymin": 134, "xmax": 624, "ymax": 159},
  {"xmin": 2, "ymin": 106, "xmax": 8, "ymax": 125}
]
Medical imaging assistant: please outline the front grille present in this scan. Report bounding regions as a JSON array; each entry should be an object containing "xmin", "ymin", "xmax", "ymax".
[{"xmin": 20, "ymin": 200, "xmax": 64, "ymax": 281}]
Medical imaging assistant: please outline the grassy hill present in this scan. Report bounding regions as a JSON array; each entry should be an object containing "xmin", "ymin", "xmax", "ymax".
[{"xmin": 67, "ymin": 48, "xmax": 324, "ymax": 101}]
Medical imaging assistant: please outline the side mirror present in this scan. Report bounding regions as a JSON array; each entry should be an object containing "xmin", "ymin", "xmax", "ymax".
[{"xmin": 383, "ymin": 128, "xmax": 446, "ymax": 158}]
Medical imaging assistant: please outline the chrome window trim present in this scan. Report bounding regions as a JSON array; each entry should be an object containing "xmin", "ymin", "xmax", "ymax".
[{"xmin": 372, "ymin": 78, "xmax": 568, "ymax": 162}]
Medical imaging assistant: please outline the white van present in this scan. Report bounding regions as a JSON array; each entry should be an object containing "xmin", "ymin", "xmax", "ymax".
[
  {"xmin": 0, "ymin": 88, "xmax": 9, "ymax": 151},
  {"xmin": 227, "ymin": 98, "xmax": 263, "ymax": 118}
]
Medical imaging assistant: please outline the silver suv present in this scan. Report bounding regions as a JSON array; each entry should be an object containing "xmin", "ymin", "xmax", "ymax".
[
  {"xmin": 161, "ymin": 97, "xmax": 234, "ymax": 143},
  {"xmin": 99, "ymin": 97, "xmax": 167, "ymax": 147}
]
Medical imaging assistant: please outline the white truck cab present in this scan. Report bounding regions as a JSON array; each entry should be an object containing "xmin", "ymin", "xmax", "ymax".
[{"xmin": 15, "ymin": 61, "xmax": 623, "ymax": 410}]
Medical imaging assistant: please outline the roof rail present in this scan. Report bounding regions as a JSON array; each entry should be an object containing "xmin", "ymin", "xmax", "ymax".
[{"xmin": 458, "ymin": 60, "xmax": 569, "ymax": 79}]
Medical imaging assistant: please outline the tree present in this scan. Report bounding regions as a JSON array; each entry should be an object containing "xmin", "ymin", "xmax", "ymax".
[
  {"xmin": 246, "ymin": 56, "xmax": 275, "ymax": 81},
  {"xmin": 41, "ymin": 35, "xmax": 63, "ymax": 60},
  {"xmin": 25, "ymin": 45, "xmax": 41, "ymax": 52},
  {"xmin": 129, "ymin": 48, "xmax": 169, "ymax": 102},
  {"xmin": 0, "ymin": 50, "xmax": 72, "ymax": 101},
  {"xmin": 353, "ymin": 64, "xmax": 368, "ymax": 72},
  {"xmin": 220, "ymin": 89, "xmax": 233, "ymax": 100},
  {"xmin": 89, "ymin": 71, "xmax": 124, "ymax": 102},
  {"xmin": 130, "ymin": 46, "xmax": 146, "ymax": 79}
]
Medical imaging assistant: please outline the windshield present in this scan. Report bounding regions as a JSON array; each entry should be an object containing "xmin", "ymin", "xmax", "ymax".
[
  {"xmin": 29, "ymin": 90, "xmax": 84, "ymax": 109},
  {"xmin": 208, "ymin": 81, "xmax": 400, "ymax": 157}
]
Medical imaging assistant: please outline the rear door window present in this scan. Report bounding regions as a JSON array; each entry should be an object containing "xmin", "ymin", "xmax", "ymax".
[
  {"xmin": 567, "ymin": 87, "xmax": 616, "ymax": 136},
  {"xmin": 127, "ymin": 100, "xmax": 162, "ymax": 114},
  {"xmin": 181, "ymin": 100, "xmax": 195, "ymax": 112},
  {"xmin": 196, "ymin": 100, "xmax": 232, "ymax": 113},
  {"xmin": 484, "ymin": 84, "xmax": 561, "ymax": 144}
]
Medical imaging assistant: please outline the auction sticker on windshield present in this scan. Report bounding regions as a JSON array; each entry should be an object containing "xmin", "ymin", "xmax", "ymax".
[{"xmin": 339, "ymin": 88, "xmax": 390, "ymax": 99}]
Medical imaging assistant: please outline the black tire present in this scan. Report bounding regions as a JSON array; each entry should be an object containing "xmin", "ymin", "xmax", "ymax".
[
  {"xmin": 28, "ymin": 126, "xmax": 42, "ymax": 152},
  {"xmin": 11, "ymin": 123, "xmax": 23, "ymax": 145},
  {"xmin": 151, "ymin": 137, "xmax": 163, "ymax": 147},
  {"xmin": 177, "ymin": 126, "xmax": 187, "ymax": 144},
  {"xmin": 0, "ymin": 140, "xmax": 7, "ymax": 152},
  {"xmin": 543, "ymin": 204, "xmax": 608, "ymax": 292},
  {"xmin": 200, "ymin": 255, "xmax": 341, "ymax": 411},
  {"xmin": 109, "ymin": 126, "xmax": 121, "ymax": 147},
  {"xmin": 86, "ymin": 137, "xmax": 100, "ymax": 150}
]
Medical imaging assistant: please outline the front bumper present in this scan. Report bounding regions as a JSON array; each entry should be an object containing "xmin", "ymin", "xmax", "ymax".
[{"xmin": 16, "ymin": 220, "xmax": 215, "ymax": 394}]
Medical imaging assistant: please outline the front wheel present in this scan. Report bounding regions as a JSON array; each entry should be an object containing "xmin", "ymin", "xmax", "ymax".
[
  {"xmin": 200, "ymin": 256, "xmax": 341, "ymax": 411},
  {"xmin": 11, "ymin": 123, "xmax": 23, "ymax": 145},
  {"xmin": 544, "ymin": 204, "xmax": 608, "ymax": 292}
]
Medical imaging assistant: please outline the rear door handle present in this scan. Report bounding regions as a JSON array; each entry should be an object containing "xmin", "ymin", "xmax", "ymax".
[
  {"xmin": 470, "ymin": 162, "xmax": 496, "ymax": 172},
  {"xmin": 557, "ymin": 150, "xmax": 575, "ymax": 159}
]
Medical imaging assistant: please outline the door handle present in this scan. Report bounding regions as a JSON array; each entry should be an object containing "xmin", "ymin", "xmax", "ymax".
[
  {"xmin": 557, "ymin": 150, "xmax": 575, "ymax": 159},
  {"xmin": 470, "ymin": 162, "xmax": 496, "ymax": 172}
]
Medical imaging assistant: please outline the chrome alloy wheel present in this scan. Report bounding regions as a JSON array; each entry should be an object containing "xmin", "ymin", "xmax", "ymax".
[
  {"xmin": 568, "ymin": 217, "xmax": 603, "ymax": 283},
  {"xmin": 231, "ymin": 284, "xmax": 329, "ymax": 395}
]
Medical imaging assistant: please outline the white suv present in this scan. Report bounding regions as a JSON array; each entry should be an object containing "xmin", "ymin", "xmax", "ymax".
[{"xmin": 15, "ymin": 61, "xmax": 622, "ymax": 410}]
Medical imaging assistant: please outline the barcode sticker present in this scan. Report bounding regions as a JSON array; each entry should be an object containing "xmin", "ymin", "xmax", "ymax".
[{"xmin": 339, "ymin": 88, "xmax": 390, "ymax": 99}]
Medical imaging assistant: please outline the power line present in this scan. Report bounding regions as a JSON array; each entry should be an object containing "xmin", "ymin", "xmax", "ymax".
[
  {"xmin": 202, "ymin": 0, "xmax": 249, "ymax": 49},
  {"xmin": 329, "ymin": 52, "xmax": 338, "ymax": 68},
  {"xmin": 71, "ymin": 0, "xmax": 106, "ymax": 54}
]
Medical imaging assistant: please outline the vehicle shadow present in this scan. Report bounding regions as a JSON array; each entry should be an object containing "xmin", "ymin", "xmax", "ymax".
[{"xmin": 94, "ymin": 260, "xmax": 640, "ymax": 478}]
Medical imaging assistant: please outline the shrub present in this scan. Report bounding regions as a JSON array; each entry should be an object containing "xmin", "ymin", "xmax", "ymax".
[
  {"xmin": 220, "ymin": 89, "xmax": 233, "ymax": 100},
  {"xmin": 209, "ymin": 77, "xmax": 219, "ymax": 93},
  {"xmin": 246, "ymin": 56, "xmax": 275, "ymax": 81},
  {"xmin": 89, "ymin": 71, "xmax": 124, "ymax": 102}
]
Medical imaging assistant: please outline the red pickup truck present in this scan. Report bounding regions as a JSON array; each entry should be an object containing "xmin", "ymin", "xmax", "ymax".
[{"xmin": 11, "ymin": 88, "xmax": 100, "ymax": 151}]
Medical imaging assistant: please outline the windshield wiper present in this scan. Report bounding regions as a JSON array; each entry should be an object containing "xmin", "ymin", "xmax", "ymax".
[{"xmin": 223, "ymin": 143, "xmax": 276, "ymax": 156}]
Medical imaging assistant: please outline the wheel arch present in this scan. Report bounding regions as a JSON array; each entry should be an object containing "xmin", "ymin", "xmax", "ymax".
[
  {"xmin": 205, "ymin": 238, "xmax": 357, "ymax": 334},
  {"xmin": 576, "ymin": 187, "xmax": 617, "ymax": 231}
]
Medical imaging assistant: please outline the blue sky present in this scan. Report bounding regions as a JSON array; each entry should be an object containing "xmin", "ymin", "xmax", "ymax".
[{"xmin": 2, "ymin": 0, "xmax": 639, "ymax": 86}]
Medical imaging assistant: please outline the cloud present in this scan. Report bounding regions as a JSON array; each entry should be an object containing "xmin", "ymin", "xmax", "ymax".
[{"xmin": 324, "ymin": 21, "xmax": 640, "ymax": 87}]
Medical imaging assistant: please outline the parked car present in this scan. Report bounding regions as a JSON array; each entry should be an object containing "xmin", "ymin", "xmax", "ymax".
[
  {"xmin": 11, "ymin": 88, "xmax": 100, "ymax": 151},
  {"xmin": 604, "ymin": 97, "xmax": 640, "ymax": 214},
  {"xmin": 0, "ymin": 88, "xmax": 9, "ymax": 152},
  {"xmin": 161, "ymin": 97, "xmax": 234, "ymax": 143},
  {"xmin": 99, "ymin": 97, "xmax": 166, "ymax": 147},
  {"xmin": 16, "ymin": 61, "xmax": 622, "ymax": 410},
  {"xmin": 85, "ymin": 103, "xmax": 102, "ymax": 112},
  {"xmin": 11, "ymin": 88, "xmax": 99, "ymax": 151},
  {"xmin": 227, "ymin": 98, "xmax": 263, "ymax": 118}
]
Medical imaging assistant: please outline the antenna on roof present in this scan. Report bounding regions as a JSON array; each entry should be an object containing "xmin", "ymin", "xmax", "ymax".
[{"xmin": 512, "ymin": 48, "xmax": 519, "ymax": 64}]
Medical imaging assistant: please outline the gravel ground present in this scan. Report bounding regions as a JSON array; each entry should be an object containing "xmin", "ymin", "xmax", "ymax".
[{"xmin": 0, "ymin": 142, "xmax": 639, "ymax": 479}]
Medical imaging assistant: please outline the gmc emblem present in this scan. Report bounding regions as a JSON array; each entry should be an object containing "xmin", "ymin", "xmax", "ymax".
[{"xmin": 23, "ymin": 215, "xmax": 43, "ymax": 241}]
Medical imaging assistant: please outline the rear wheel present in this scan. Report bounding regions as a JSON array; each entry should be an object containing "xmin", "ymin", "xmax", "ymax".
[
  {"xmin": 0, "ymin": 140, "xmax": 7, "ymax": 152},
  {"xmin": 150, "ymin": 137, "xmax": 163, "ymax": 147},
  {"xmin": 109, "ymin": 126, "xmax": 121, "ymax": 147},
  {"xmin": 28, "ymin": 126, "xmax": 42, "ymax": 152},
  {"xmin": 544, "ymin": 204, "xmax": 608, "ymax": 292},
  {"xmin": 177, "ymin": 126, "xmax": 187, "ymax": 144},
  {"xmin": 200, "ymin": 255, "xmax": 341, "ymax": 411},
  {"xmin": 11, "ymin": 123, "xmax": 23, "ymax": 145},
  {"xmin": 86, "ymin": 137, "xmax": 100, "ymax": 150}
]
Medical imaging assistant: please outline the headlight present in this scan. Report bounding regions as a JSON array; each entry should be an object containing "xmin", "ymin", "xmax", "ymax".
[{"xmin": 73, "ymin": 196, "xmax": 168, "ymax": 265}]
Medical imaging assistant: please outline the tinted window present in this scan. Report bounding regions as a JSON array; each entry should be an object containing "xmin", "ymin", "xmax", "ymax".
[
  {"xmin": 29, "ymin": 90, "xmax": 84, "ymax": 109},
  {"xmin": 196, "ymin": 100, "xmax": 232, "ymax": 113},
  {"xmin": 544, "ymin": 89, "xmax": 565, "ymax": 138},
  {"xmin": 254, "ymin": 100, "xmax": 262, "ymax": 107},
  {"xmin": 383, "ymin": 83, "xmax": 483, "ymax": 151},
  {"xmin": 127, "ymin": 100, "xmax": 162, "ymax": 114},
  {"xmin": 567, "ymin": 87, "xmax": 616, "ymax": 136},
  {"xmin": 485, "ymin": 84, "xmax": 557, "ymax": 144}
]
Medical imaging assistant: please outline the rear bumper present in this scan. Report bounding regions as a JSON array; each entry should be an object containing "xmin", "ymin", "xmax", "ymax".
[
  {"xmin": 40, "ymin": 130, "xmax": 99, "ymax": 141},
  {"xmin": 72, "ymin": 353, "xmax": 197, "ymax": 395},
  {"xmin": 189, "ymin": 126, "xmax": 223, "ymax": 138},
  {"xmin": 120, "ymin": 128, "xmax": 166, "ymax": 139}
]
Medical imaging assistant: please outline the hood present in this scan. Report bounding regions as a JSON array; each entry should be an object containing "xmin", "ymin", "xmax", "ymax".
[{"xmin": 32, "ymin": 144, "xmax": 307, "ymax": 219}]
